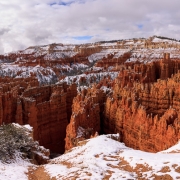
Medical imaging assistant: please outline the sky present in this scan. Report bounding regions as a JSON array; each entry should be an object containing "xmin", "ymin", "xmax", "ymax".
[{"xmin": 0, "ymin": 0, "xmax": 180, "ymax": 53}]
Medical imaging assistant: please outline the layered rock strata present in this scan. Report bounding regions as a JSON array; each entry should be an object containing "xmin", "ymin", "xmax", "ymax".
[
  {"xmin": 65, "ymin": 55, "xmax": 180, "ymax": 152},
  {"xmin": 0, "ymin": 77, "xmax": 77, "ymax": 153},
  {"xmin": 103, "ymin": 60, "xmax": 180, "ymax": 152},
  {"xmin": 65, "ymin": 85, "xmax": 106, "ymax": 150}
]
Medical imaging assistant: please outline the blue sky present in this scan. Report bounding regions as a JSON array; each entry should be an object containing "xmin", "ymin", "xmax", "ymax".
[
  {"xmin": 73, "ymin": 36, "xmax": 93, "ymax": 41},
  {"xmin": 49, "ymin": 1, "xmax": 73, "ymax": 6},
  {"xmin": 0, "ymin": 0, "xmax": 180, "ymax": 53},
  {"xmin": 137, "ymin": 24, "xmax": 143, "ymax": 29}
]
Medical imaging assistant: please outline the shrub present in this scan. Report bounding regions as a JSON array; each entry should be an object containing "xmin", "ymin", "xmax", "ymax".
[{"xmin": 0, "ymin": 124, "xmax": 37, "ymax": 163}]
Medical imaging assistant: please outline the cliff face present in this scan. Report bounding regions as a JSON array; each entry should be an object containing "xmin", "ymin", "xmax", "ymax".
[
  {"xmin": 64, "ymin": 54, "xmax": 180, "ymax": 152},
  {"xmin": 65, "ymin": 85, "xmax": 106, "ymax": 150},
  {"xmin": 0, "ymin": 77, "xmax": 77, "ymax": 153},
  {"xmin": 21, "ymin": 85, "xmax": 67, "ymax": 153},
  {"xmin": 95, "ymin": 52, "xmax": 131, "ymax": 69},
  {"xmin": 103, "ymin": 58, "xmax": 180, "ymax": 152},
  {"xmin": 1, "ymin": 37, "xmax": 180, "ymax": 86},
  {"xmin": 1, "ymin": 37, "xmax": 180, "ymax": 154},
  {"xmin": 104, "ymin": 95, "xmax": 180, "ymax": 152},
  {"xmin": 0, "ymin": 77, "xmax": 39, "ymax": 125}
]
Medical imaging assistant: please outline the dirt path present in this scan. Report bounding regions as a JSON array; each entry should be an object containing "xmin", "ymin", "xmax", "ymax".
[{"xmin": 27, "ymin": 166, "xmax": 54, "ymax": 180}]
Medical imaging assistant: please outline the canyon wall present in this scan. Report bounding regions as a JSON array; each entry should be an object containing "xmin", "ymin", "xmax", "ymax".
[
  {"xmin": 65, "ymin": 85, "xmax": 106, "ymax": 150},
  {"xmin": 0, "ymin": 77, "xmax": 77, "ymax": 153},
  {"xmin": 64, "ymin": 55, "xmax": 180, "ymax": 152},
  {"xmin": 95, "ymin": 52, "xmax": 131, "ymax": 69},
  {"xmin": 103, "ymin": 57, "xmax": 180, "ymax": 152},
  {"xmin": 1, "ymin": 38, "xmax": 180, "ymax": 154}
]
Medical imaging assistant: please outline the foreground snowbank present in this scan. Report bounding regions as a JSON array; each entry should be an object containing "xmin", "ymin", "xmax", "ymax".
[{"xmin": 45, "ymin": 134, "xmax": 180, "ymax": 180}]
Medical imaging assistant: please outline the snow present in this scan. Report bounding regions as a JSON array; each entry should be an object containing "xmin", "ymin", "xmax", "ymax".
[
  {"xmin": 161, "ymin": 140, "xmax": 180, "ymax": 153},
  {"xmin": 0, "ymin": 64, "xmax": 57, "ymax": 84},
  {"xmin": 71, "ymin": 63, "xmax": 88, "ymax": 69},
  {"xmin": 55, "ymin": 44, "xmax": 75, "ymax": 51},
  {"xmin": 0, "ymin": 132, "xmax": 180, "ymax": 179},
  {"xmin": 77, "ymin": 126, "xmax": 85, "ymax": 138},
  {"xmin": 0, "ymin": 124, "xmax": 33, "ymax": 180},
  {"xmin": 59, "ymin": 71, "xmax": 118, "ymax": 86},
  {"xmin": 44, "ymin": 51, "xmax": 77, "ymax": 60},
  {"xmin": 100, "ymin": 86, "xmax": 112, "ymax": 93},
  {"xmin": 21, "ymin": 44, "xmax": 76, "ymax": 60},
  {"xmin": 0, "ymin": 37, "xmax": 180, "ymax": 86},
  {"xmin": 121, "ymin": 148, "xmax": 180, "ymax": 179},
  {"xmin": 125, "ymin": 41, "xmax": 134, "ymax": 45},
  {"xmin": 23, "ymin": 48, "xmax": 35, "ymax": 54},
  {"xmin": 152, "ymin": 37, "xmax": 176, "ymax": 43},
  {"xmin": 88, "ymin": 49, "xmax": 129, "ymax": 63},
  {"xmin": 99, "ymin": 42, "xmax": 117, "ymax": 47},
  {"xmin": 126, "ymin": 48, "xmax": 180, "ymax": 64},
  {"xmin": 12, "ymin": 123, "xmax": 33, "ymax": 133},
  {"xmin": 1, "ymin": 38, "xmax": 180, "ymax": 179},
  {"xmin": 44, "ymin": 134, "xmax": 180, "ymax": 180},
  {"xmin": 0, "ymin": 160, "xmax": 31, "ymax": 180},
  {"xmin": 23, "ymin": 124, "xmax": 33, "ymax": 132},
  {"xmin": 45, "ymin": 134, "xmax": 137, "ymax": 180},
  {"xmin": 40, "ymin": 45, "xmax": 49, "ymax": 51},
  {"xmin": 113, "ymin": 50, "xmax": 129, "ymax": 58}
]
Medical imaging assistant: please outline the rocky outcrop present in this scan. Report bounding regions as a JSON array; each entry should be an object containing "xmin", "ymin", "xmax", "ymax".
[
  {"xmin": 104, "ymin": 95, "xmax": 180, "ymax": 152},
  {"xmin": 64, "ymin": 83, "xmax": 78, "ymax": 122},
  {"xmin": 103, "ymin": 62, "xmax": 180, "ymax": 152},
  {"xmin": 64, "ymin": 53, "xmax": 180, "ymax": 153},
  {"xmin": 20, "ymin": 83, "xmax": 77, "ymax": 153},
  {"xmin": 1, "ymin": 36, "xmax": 180, "ymax": 86},
  {"xmin": 75, "ymin": 45, "xmax": 102, "ymax": 56},
  {"xmin": 0, "ymin": 77, "xmax": 77, "ymax": 153},
  {"xmin": 65, "ymin": 85, "xmax": 106, "ymax": 150},
  {"xmin": 0, "ymin": 77, "xmax": 39, "ymax": 125},
  {"xmin": 95, "ymin": 52, "xmax": 131, "ymax": 69},
  {"xmin": 1, "ymin": 37, "xmax": 180, "ymax": 154},
  {"xmin": 115, "ymin": 54, "xmax": 180, "ymax": 87}
]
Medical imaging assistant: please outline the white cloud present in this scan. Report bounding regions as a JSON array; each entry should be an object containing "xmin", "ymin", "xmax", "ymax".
[{"xmin": 0, "ymin": 0, "xmax": 180, "ymax": 53}]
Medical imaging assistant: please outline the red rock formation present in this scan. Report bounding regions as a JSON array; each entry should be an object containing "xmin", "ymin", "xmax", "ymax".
[
  {"xmin": 21, "ymin": 83, "xmax": 77, "ymax": 153},
  {"xmin": 95, "ymin": 52, "xmax": 131, "ymax": 69},
  {"xmin": 103, "ymin": 67, "xmax": 180, "ymax": 152},
  {"xmin": 0, "ymin": 77, "xmax": 77, "ymax": 153},
  {"xmin": 64, "ymin": 54, "xmax": 180, "ymax": 153},
  {"xmin": 75, "ymin": 46, "xmax": 102, "ymax": 56},
  {"xmin": 0, "ymin": 77, "xmax": 38, "ymax": 125},
  {"xmin": 1, "ymin": 41, "xmax": 180, "ymax": 155},
  {"xmin": 65, "ymin": 85, "xmax": 106, "ymax": 150}
]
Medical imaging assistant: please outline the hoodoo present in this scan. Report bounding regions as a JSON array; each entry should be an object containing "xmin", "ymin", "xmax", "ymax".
[{"xmin": 1, "ymin": 36, "xmax": 180, "ymax": 154}]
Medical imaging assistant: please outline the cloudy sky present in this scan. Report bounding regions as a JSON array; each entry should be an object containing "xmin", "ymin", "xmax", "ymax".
[{"xmin": 0, "ymin": 0, "xmax": 180, "ymax": 53}]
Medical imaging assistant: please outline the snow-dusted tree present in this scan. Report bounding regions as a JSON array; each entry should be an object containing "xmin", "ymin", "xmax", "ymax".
[{"xmin": 0, "ymin": 124, "xmax": 48, "ymax": 164}]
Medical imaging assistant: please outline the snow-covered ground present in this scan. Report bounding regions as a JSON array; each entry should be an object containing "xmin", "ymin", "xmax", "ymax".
[
  {"xmin": 126, "ymin": 48, "xmax": 180, "ymax": 64},
  {"xmin": 1, "ymin": 134, "xmax": 180, "ymax": 179},
  {"xmin": 43, "ymin": 134, "xmax": 180, "ymax": 180},
  {"xmin": 152, "ymin": 37, "xmax": 180, "ymax": 44},
  {"xmin": 44, "ymin": 51, "xmax": 77, "ymax": 60},
  {"xmin": 58, "ymin": 71, "xmax": 118, "ymax": 86},
  {"xmin": 0, "ymin": 64, "xmax": 57, "ymax": 85},
  {"xmin": 88, "ymin": 49, "xmax": 129, "ymax": 63},
  {"xmin": 0, "ymin": 157, "xmax": 31, "ymax": 180}
]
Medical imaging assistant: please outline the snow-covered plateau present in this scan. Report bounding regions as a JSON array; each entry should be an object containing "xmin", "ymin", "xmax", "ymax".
[{"xmin": 0, "ymin": 36, "xmax": 180, "ymax": 85}]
